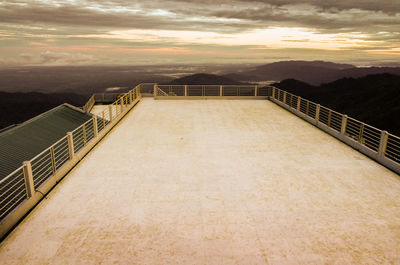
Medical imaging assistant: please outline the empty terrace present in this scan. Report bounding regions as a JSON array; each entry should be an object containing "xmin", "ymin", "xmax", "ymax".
[{"xmin": 1, "ymin": 98, "xmax": 399, "ymax": 264}]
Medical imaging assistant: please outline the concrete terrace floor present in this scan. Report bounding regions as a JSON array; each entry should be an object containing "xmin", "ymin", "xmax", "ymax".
[{"xmin": 1, "ymin": 98, "xmax": 400, "ymax": 264}]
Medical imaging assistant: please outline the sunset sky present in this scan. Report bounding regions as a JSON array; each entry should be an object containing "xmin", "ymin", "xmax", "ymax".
[{"xmin": 0, "ymin": 0, "xmax": 399, "ymax": 66}]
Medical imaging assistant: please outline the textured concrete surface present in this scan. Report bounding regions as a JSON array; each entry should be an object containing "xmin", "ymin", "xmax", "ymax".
[{"xmin": 1, "ymin": 98, "xmax": 400, "ymax": 264}]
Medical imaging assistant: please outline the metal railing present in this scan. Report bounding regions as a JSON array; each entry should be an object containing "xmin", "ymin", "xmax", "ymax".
[
  {"xmin": 82, "ymin": 95, "xmax": 95, "ymax": 112},
  {"xmin": 155, "ymin": 84, "xmax": 271, "ymax": 97},
  {"xmin": 0, "ymin": 85, "xmax": 141, "ymax": 224},
  {"xmin": 270, "ymin": 87, "xmax": 400, "ymax": 172},
  {"xmin": 1, "ymin": 82, "xmax": 399, "ymax": 236}
]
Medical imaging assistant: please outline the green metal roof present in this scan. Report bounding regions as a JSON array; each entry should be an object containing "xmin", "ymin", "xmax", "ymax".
[{"xmin": 0, "ymin": 104, "xmax": 92, "ymax": 179}]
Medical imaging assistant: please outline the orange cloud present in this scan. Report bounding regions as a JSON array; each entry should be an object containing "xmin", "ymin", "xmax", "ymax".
[{"xmin": 29, "ymin": 41, "xmax": 47, "ymax": 46}]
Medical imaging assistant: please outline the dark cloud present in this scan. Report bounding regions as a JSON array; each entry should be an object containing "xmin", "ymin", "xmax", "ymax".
[{"xmin": 0, "ymin": 0, "xmax": 398, "ymax": 35}]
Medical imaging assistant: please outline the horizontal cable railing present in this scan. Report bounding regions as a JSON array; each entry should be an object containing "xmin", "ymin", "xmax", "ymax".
[
  {"xmin": 270, "ymin": 87, "xmax": 400, "ymax": 169},
  {"xmin": 0, "ymin": 85, "xmax": 141, "ymax": 223},
  {"xmin": 82, "ymin": 95, "xmax": 95, "ymax": 112},
  {"xmin": 386, "ymin": 134, "xmax": 400, "ymax": 162},
  {"xmin": 1, "ymin": 82, "xmax": 398, "ymax": 234},
  {"xmin": 156, "ymin": 84, "xmax": 271, "ymax": 97},
  {"xmin": 0, "ymin": 167, "xmax": 26, "ymax": 220}
]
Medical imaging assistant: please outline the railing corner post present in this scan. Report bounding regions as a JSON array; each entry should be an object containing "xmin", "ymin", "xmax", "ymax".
[
  {"xmin": 220, "ymin": 85, "xmax": 223, "ymax": 96},
  {"xmin": 254, "ymin": 85, "xmax": 258, "ymax": 97},
  {"xmin": 378, "ymin": 130, "xmax": 389, "ymax": 157},
  {"xmin": 67, "ymin": 132, "xmax": 75, "ymax": 160},
  {"xmin": 23, "ymin": 161, "xmax": 35, "ymax": 197}
]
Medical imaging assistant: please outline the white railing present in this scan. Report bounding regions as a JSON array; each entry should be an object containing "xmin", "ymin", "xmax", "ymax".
[
  {"xmin": 0, "ymin": 85, "xmax": 141, "ymax": 227},
  {"xmin": 1, "ymin": 82, "xmax": 399, "ymax": 237},
  {"xmin": 155, "ymin": 84, "xmax": 271, "ymax": 97},
  {"xmin": 270, "ymin": 86, "xmax": 400, "ymax": 173}
]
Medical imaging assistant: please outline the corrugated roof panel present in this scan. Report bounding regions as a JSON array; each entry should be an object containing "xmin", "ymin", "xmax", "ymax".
[{"xmin": 0, "ymin": 104, "xmax": 92, "ymax": 179}]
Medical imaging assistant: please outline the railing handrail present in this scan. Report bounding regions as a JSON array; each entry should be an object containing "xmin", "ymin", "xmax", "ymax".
[
  {"xmin": 82, "ymin": 94, "xmax": 95, "ymax": 112},
  {"xmin": 276, "ymin": 88, "xmax": 389, "ymax": 136},
  {"xmin": 155, "ymin": 84, "xmax": 271, "ymax": 97},
  {"xmin": 0, "ymin": 84, "xmax": 142, "ymax": 227},
  {"xmin": 0, "ymin": 166, "xmax": 24, "ymax": 185},
  {"xmin": 1, "ymin": 82, "xmax": 398, "ymax": 238},
  {"xmin": 271, "ymin": 86, "xmax": 399, "ymax": 171}
]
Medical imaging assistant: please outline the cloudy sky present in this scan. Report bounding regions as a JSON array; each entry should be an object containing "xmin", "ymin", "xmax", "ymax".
[{"xmin": 0, "ymin": 0, "xmax": 399, "ymax": 66}]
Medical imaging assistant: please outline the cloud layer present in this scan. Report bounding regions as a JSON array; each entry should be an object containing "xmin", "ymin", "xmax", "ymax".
[{"xmin": 0, "ymin": 0, "xmax": 399, "ymax": 66}]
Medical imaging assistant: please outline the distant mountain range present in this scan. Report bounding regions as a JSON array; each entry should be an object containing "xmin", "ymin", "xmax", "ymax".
[
  {"xmin": 168, "ymin": 73, "xmax": 243, "ymax": 85},
  {"xmin": 223, "ymin": 60, "xmax": 400, "ymax": 85},
  {"xmin": 273, "ymin": 73, "xmax": 400, "ymax": 136}
]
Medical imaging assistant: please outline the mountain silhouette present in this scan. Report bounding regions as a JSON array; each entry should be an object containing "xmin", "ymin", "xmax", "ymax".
[
  {"xmin": 273, "ymin": 73, "xmax": 400, "ymax": 136},
  {"xmin": 169, "ymin": 73, "xmax": 243, "ymax": 85},
  {"xmin": 226, "ymin": 61, "xmax": 400, "ymax": 85}
]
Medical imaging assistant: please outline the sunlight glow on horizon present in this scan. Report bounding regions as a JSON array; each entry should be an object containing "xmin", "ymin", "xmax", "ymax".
[{"xmin": 87, "ymin": 27, "xmax": 376, "ymax": 51}]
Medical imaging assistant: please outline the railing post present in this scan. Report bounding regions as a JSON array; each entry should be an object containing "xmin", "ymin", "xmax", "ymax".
[
  {"xmin": 23, "ymin": 161, "xmax": 35, "ymax": 197},
  {"xmin": 93, "ymin": 116, "xmax": 98, "ymax": 138},
  {"xmin": 50, "ymin": 147, "xmax": 56, "ymax": 175},
  {"xmin": 67, "ymin": 132, "xmax": 74, "ymax": 159},
  {"xmin": 306, "ymin": 101, "xmax": 310, "ymax": 115},
  {"xmin": 327, "ymin": 110, "xmax": 332, "ymax": 127},
  {"xmin": 315, "ymin": 104, "xmax": 321, "ymax": 122},
  {"xmin": 109, "ymin": 105, "xmax": 113, "ymax": 121},
  {"xmin": 254, "ymin": 85, "xmax": 258, "ymax": 96},
  {"xmin": 120, "ymin": 98, "xmax": 124, "ymax": 113},
  {"xmin": 297, "ymin": 97, "xmax": 301, "ymax": 112},
  {"xmin": 220, "ymin": 85, "xmax": 223, "ymax": 96},
  {"xmin": 115, "ymin": 102, "xmax": 118, "ymax": 116},
  {"xmin": 272, "ymin": 87, "xmax": 276, "ymax": 99},
  {"xmin": 102, "ymin": 111, "xmax": 106, "ymax": 128},
  {"xmin": 283, "ymin": 91, "xmax": 287, "ymax": 104},
  {"xmin": 378, "ymin": 131, "xmax": 389, "ymax": 157},
  {"xmin": 341, "ymin": 115, "xmax": 348, "ymax": 135},
  {"xmin": 358, "ymin": 123, "xmax": 365, "ymax": 143},
  {"xmin": 185, "ymin": 85, "xmax": 188, "ymax": 97}
]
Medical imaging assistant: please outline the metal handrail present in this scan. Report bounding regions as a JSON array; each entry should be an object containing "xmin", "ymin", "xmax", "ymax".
[
  {"xmin": 156, "ymin": 84, "xmax": 271, "ymax": 97},
  {"xmin": 0, "ymin": 84, "xmax": 142, "ymax": 222},
  {"xmin": 271, "ymin": 86, "xmax": 400, "ymax": 168}
]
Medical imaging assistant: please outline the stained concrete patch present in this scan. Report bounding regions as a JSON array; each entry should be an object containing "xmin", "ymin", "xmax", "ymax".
[{"xmin": 1, "ymin": 98, "xmax": 399, "ymax": 264}]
